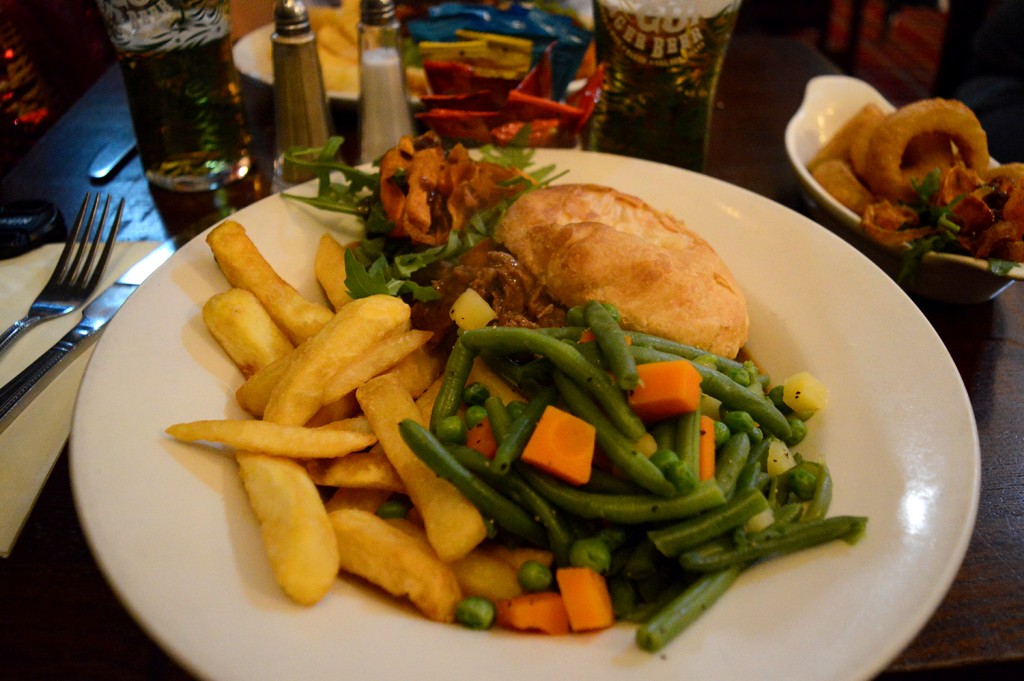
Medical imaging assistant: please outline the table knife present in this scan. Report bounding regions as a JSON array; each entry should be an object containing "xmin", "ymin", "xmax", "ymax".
[{"xmin": 0, "ymin": 230, "xmax": 191, "ymax": 436}]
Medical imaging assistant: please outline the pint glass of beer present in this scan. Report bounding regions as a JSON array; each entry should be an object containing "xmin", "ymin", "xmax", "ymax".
[
  {"xmin": 96, "ymin": 0, "xmax": 252, "ymax": 192},
  {"xmin": 588, "ymin": 0, "xmax": 742, "ymax": 172}
]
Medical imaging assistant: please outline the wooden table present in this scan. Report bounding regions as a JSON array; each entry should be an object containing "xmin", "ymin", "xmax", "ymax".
[{"xmin": 1, "ymin": 35, "xmax": 1021, "ymax": 680}]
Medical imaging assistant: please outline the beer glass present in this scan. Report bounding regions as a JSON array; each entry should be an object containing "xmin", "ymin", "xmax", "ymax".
[
  {"xmin": 95, "ymin": 0, "xmax": 252, "ymax": 192},
  {"xmin": 588, "ymin": 0, "xmax": 742, "ymax": 172}
]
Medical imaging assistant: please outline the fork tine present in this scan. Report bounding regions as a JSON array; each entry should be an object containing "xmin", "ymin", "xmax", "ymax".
[
  {"xmin": 71, "ymin": 195, "xmax": 112, "ymax": 289},
  {"xmin": 83, "ymin": 198, "xmax": 125, "ymax": 292},
  {"xmin": 48, "ymin": 193, "xmax": 94, "ymax": 286}
]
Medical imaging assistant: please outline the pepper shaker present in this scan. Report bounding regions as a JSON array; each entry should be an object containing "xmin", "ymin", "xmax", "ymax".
[
  {"xmin": 358, "ymin": 0, "xmax": 415, "ymax": 164},
  {"xmin": 272, "ymin": 0, "xmax": 333, "ymax": 188}
]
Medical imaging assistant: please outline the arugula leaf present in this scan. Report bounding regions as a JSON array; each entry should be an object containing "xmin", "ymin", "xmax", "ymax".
[
  {"xmin": 988, "ymin": 258, "xmax": 1016, "ymax": 276},
  {"xmin": 343, "ymin": 249, "xmax": 440, "ymax": 302}
]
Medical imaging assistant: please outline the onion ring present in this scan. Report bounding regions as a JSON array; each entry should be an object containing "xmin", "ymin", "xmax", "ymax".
[
  {"xmin": 847, "ymin": 104, "xmax": 886, "ymax": 178},
  {"xmin": 811, "ymin": 159, "xmax": 874, "ymax": 215},
  {"xmin": 808, "ymin": 103, "xmax": 886, "ymax": 173},
  {"xmin": 860, "ymin": 99, "xmax": 989, "ymax": 202}
]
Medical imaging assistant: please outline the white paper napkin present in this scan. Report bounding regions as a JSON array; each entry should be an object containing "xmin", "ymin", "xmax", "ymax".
[{"xmin": 0, "ymin": 240, "xmax": 158, "ymax": 556}]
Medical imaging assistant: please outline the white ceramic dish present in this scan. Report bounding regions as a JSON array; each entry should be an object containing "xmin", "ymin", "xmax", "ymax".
[
  {"xmin": 785, "ymin": 74, "xmax": 1023, "ymax": 304},
  {"xmin": 71, "ymin": 149, "xmax": 979, "ymax": 681},
  {"xmin": 233, "ymin": 22, "xmax": 423, "ymax": 106}
]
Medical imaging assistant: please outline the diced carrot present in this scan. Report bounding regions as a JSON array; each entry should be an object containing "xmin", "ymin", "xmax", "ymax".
[
  {"xmin": 627, "ymin": 360, "xmax": 702, "ymax": 422},
  {"xmin": 698, "ymin": 414, "xmax": 716, "ymax": 481},
  {"xmin": 520, "ymin": 405, "xmax": 596, "ymax": 485},
  {"xmin": 555, "ymin": 567, "xmax": 615, "ymax": 632},
  {"xmin": 578, "ymin": 328, "xmax": 596, "ymax": 343},
  {"xmin": 495, "ymin": 591, "xmax": 570, "ymax": 635},
  {"xmin": 466, "ymin": 417, "xmax": 498, "ymax": 458}
]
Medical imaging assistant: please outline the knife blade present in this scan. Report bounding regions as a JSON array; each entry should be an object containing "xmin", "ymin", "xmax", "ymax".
[{"xmin": 0, "ymin": 230, "xmax": 191, "ymax": 436}]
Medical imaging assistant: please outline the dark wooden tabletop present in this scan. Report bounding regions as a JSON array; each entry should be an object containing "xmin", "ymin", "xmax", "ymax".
[{"xmin": 1, "ymin": 34, "xmax": 1021, "ymax": 681}]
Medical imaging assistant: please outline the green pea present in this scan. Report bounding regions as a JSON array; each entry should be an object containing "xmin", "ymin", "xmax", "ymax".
[
  {"xmin": 785, "ymin": 417, "xmax": 808, "ymax": 445},
  {"xmin": 722, "ymin": 410, "xmax": 757, "ymax": 434},
  {"xmin": 465, "ymin": 404, "xmax": 488, "ymax": 429},
  {"xmin": 455, "ymin": 596, "xmax": 496, "ymax": 630},
  {"xmin": 517, "ymin": 559, "xmax": 553, "ymax": 592},
  {"xmin": 505, "ymin": 400, "xmax": 528, "ymax": 421},
  {"xmin": 566, "ymin": 305, "xmax": 587, "ymax": 327},
  {"xmin": 375, "ymin": 498, "xmax": 410, "ymax": 519},
  {"xmin": 713, "ymin": 420, "xmax": 731, "ymax": 448},
  {"xmin": 462, "ymin": 382, "xmax": 490, "ymax": 407},
  {"xmin": 789, "ymin": 466, "xmax": 818, "ymax": 500},
  {"xmin": 569, "ymin": 537, "xmax": 612, "ymax": 574},
  {"xmin": 435, "ymin": 414, "xmax": 467, "ymax": 445},
  {"xmin": 768, "ymin": 385, "xmax": 790, "ymax": 413}
]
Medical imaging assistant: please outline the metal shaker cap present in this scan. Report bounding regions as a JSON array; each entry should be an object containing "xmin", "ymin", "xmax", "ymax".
[
  {"xmin": 361, "ymin": 0, "xmax": 397, "ymax": 26},
  {"xmin": 274, "ymin": 0, "xmax": 311, "ymax": 37}
]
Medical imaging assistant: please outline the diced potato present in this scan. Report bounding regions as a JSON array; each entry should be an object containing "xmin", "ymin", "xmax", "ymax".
[
  {"xmin": 449, "ymin": 548, "xmax": 523, "ymax": 602},
  {"xmin": 782, "ymin": 371, "xmax": 829, "ymax": 418},
  {"xmin": 449, "ymin": 288, "xmax": 496, "ymax": 330},
  {"xmin": 766, "ymin": 439, "xmax": 797, "ymax": 477}
]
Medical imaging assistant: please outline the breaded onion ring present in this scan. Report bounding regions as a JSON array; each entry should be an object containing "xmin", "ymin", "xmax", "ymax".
[
  {"xmin": 847, "ymin": 104, "xmax": 886, "ymax": 178},
  {"xmin": 811, "ymin": 159, "xmax": 875, "ymax": 215},
  {"xmin": 860, "ymin": 98, "xmax": 989, "ymax": 202},
  {"xmin": 808, "ymin": 103, "xmax": 885, "ymax": 173}
]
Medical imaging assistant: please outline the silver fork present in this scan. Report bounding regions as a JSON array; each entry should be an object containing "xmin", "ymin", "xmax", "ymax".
[{"xmin": 0, "ymin": 193, "xmax": 124, "ymax": 356}]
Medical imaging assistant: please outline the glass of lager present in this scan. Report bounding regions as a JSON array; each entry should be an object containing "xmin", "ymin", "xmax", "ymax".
[
  {"xmin": 95, "ymin": 0, "xmax": 252, "ymax": 192},
  {"xmin": 588, "ymin": 0, "xmax": 742, "ymax": 172}
]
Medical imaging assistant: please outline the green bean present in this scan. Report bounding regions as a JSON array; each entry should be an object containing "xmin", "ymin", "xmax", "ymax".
[
  {"xmin": 625, "ymin": 331, "xmax": 747, "ymax": 376},
  {"xmin": 491, "ymin": 386, "xmax": 557, "ymax": 475},
  {"xmin": 802, "ymin": 461, "xmax": 833, "ymax": 522},
  {"xmin": 651, "ymin": 419, "xmax": 675, "ymax": 452},
  {"xmin": 517, "ymin": 465, "xmax": 726, "ymax": 524},
  {"xmin": 573, "ymin": 339, "xmax": 608, "ymax": 369},
  {"xmin": 678, "ymin": 515, "xmax": 868, "ymax": 571},
  {"xmin": 608, "ymin": 577, "xmax": 638, "ymax": 618},
  {"xmin": 480, "ymin": 351, "xmax": 553, "ymax": 389},
  {"xmin": 635, "ymin": 566, "xmax": 742, "ymax": 652},
  {"xmin": 398, "ymin": 420, "xmax": 548, "ymax": 546},
  {"xmin": 448, "ymin": 444, "xmax": 574, "ymax": 566},
  {"xmin": 622, "ymin": 537, "xmax": 663, "ymax": 581},
  {"xmin": 630, "ymin": 345, "xmax": 792, "ymax": 441},
  {"xmin": 581, "ymin": 467, "xmax": 646, "ymax": 495},
  {"xmin": 483, "ymin": 395, "xmax": 512, "ymax": 442},
  {"xmin": 430, "ymin": 340, "xmax": 476, "ymax": 431},
  {"xmin": 733, "ymin": 455, "xmax": 763, "ymax": 495},
  {"xmin": 647, "ymin": 489, "xmax": 769, "ymax": 557},
  {"xmin": 674, "ymin": 411, "xmax": 702, "ymax": 481},
  {"xmin": 584, "ymin": 300, "xmax": 639, "ymax": 390},
  {"xmin": 623, "ymin": 581, "xmax": 687, "ymax": 623},
  {"xmin": 435, "ymin": 414, "xmax": 467, "ymax": 445},
  {"xmin": 552, "ymin": 371, "xmax": 675, "ymax": 497},
  {"xmin": 715, "ymin": 432, "xmax": 751, "ymax": 498},
  {"xmin": 460, "ymin": 326, "xmax": 647, "ymax": 441},
  {"xmin": 537, "ymin": 325, "xmax": 585, "ymax": 341}
]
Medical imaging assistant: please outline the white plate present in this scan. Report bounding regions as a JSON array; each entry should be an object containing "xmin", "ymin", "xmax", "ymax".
[
  {"xmin": 71, "ymin": 149, "xmax": 979, "ymax": 681},
  {"xmin": 784, "ymin": 74, "xmax": 1022, "ymax": 304}
]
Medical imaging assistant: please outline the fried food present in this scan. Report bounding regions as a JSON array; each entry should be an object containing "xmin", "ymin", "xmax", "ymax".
[
  {"xmin": 811, "ymin": 159, "xmax": 875, "ymax": 215},
  {"xmin": 202, "ymin": 288, "xmax": 294, "ymax": 378},
  {"xmin": 858, "ymin": 98, "xmax": 989, "ymax": 203},
  {"xmin": 494, "ymin": 184, "xmax": 749, "ymax": 358},
  {"xmin": 236, "ymin": 451, "xmax": 340, "ymax": 605},
  {"xmin": 808, "ymin": 103, "xmax": 884, "ymax": 173}
]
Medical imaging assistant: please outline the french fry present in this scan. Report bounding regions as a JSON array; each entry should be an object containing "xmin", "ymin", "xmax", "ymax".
[
  {"xmin": 356, "ymin": 373, "xmax": 487, "ymax": 562},
  {"xmin": 264, "ymin": 294, "xmax": 411, "ymax": 426},
  {"xmin": 206, "ymin": 221, "xmax": 333, "ymax": 345},
  {"xmin": 324, "ymin": 486, "xmax": 391, "ymax": 514},
  {"xmin": 314, "ymin": 233, "xmax": 354, "ymax": 311},
  {"xmin": 165, "ymin": 419, "xmax": 376, "ymax": 459},
  {"xmin": 304, "ymin": 392, "xmax": 361, "ymax": 427},
  {"xmin": 306, "ymin": 445, "xmax": 406, "ymax": 492},
  {"xmin": 389, "ymin": 345, "xmax": 446, "ymax": 399},
  {"xmin": 328, "ymin": 508, "xmax": 462, "ymax": 622},
  {"xmin": 467, "ymin": 356, "xmax": 525, "ymax": 405},
  {"xmin": 202, "ymin": 288, "xmax": 294, "ymax": 377},
  {"xmin": 322, "ymin": 329, "xmax": 433, "ymax": 403},
  {"xmin": 235, "ymin": 351, "xmax": 296, "ymax": 418},
  {"xmin": 236, "ymin": 451, "xmax": 339, "ymax": 605},
  {"xmin": 450, "ymin": 547, "xmax": 524, "ymax": 602}
]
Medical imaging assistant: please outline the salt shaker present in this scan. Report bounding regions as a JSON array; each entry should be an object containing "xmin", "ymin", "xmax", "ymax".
[
  {"xmin": 272, "ymin": 0, "xmax": 333, "ymax": 188},
  {"xmin": 358, "ymin": 0, "xmax": 415, "ymax": 164}
]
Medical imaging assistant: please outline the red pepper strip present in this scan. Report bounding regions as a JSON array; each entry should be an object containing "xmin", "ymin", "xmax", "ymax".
[
  {"xmin": 415, "ymin": 110, "xmax": 500, "ymax": 145},
  {"xmin": 516, "ymin": 42, "xmax": 555, "ymax": 99},
  {"xmin": 502, "ymin": 90, "xmax": 584, "ymax": 131}
]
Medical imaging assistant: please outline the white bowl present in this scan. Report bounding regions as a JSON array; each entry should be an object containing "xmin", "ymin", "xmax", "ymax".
[{"xmin": 784, "ymin": 75, "xmax": 1022, "ymax": 304}]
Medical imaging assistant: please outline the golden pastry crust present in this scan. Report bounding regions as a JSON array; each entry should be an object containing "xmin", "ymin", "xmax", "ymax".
[{"xmin": 495, "ymin": 184, "xmax": 749, "ymax": 358}]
